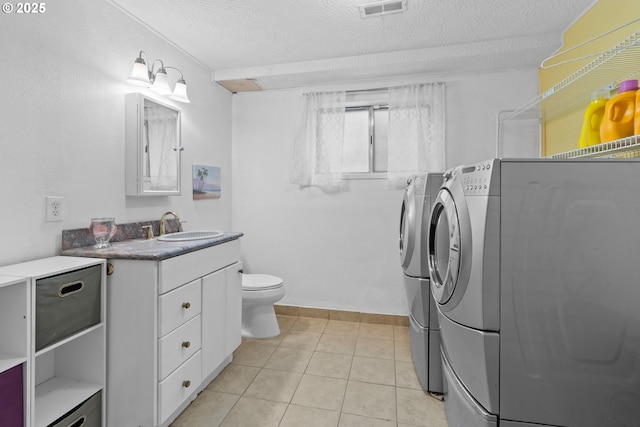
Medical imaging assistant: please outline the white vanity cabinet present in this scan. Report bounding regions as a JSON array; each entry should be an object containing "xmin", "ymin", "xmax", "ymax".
[
  {"xmin": 0, "ymin": 256, "xmax": 107, "ymax": 427},
  {"xmin": 105, "ymin": 239, "xmax": 242, "ymax": 427},
  {"xmin": 201, "ymin": 261, "xmax": 242, "ymax": 380}
]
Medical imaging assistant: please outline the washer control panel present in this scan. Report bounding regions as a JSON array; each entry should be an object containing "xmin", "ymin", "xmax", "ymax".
[{"xmin": 454, "ymin": 160, "xmax": 498, "ymax": 196}]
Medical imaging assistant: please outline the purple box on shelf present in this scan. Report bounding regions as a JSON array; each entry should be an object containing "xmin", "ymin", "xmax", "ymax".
[{"xmin": 0, "ymin": 364, "xmax": 24, "ymax": 427}]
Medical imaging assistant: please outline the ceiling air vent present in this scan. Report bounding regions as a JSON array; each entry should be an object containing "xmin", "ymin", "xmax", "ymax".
[{"xmin": 359, "ymin": 0, "xmax": 407, "ymax": 18}]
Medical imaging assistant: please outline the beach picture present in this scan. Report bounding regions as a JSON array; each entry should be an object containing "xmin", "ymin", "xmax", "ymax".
[{"xmin": 192, "ymin": 165, "xmax": 221, "ymax": 200}]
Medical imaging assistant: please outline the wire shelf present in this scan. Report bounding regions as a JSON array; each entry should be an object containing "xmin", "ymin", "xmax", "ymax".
[
  {"xmin": 499, "ymin": 28, "xmax": 640, "ymax": 159},
  {"xmin": 502, "ymin": 30, "xmax": 640, "ymax": 122},
  {"xmin": 545, "ymin": 135, "xmax": 640, "ymax": 159}
]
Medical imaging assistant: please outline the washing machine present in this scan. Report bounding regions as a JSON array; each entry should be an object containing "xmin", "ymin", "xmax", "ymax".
[
  {"xmin": 427, "ymin": 158, "xmax": 640, "ymax": 427},
  {"xmin": 400, "ymin": 173, "xmax": 443, "ymax": 393}
]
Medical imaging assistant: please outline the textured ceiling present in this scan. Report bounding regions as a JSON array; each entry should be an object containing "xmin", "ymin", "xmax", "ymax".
[{"xmin": 108, "ymin": 0, "xmax": 596, "ymax": 91}]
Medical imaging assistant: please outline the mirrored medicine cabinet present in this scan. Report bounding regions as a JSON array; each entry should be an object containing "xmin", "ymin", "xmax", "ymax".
[{"xmin": 125, "ymin": 93, "xmax": 183, "ymax": 196}]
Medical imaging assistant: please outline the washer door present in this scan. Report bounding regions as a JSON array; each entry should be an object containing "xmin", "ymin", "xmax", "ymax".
[
  {"xmin": 428, "ymin": 188, "xmax": 461, "ymax": 304},
  {"xmin": 399, "ymin": 178, "xmax": 417, "ymax": 270}
]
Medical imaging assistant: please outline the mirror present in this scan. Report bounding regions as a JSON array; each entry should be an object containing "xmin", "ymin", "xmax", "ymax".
[{"xmin": 125, "ymin": 93, "xmax": 182, "ymax": 196}]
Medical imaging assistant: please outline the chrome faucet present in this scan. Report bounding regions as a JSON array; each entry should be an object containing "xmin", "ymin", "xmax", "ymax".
[{"xmin": 159, "ymin": 211, "xmax": 183, "ymax": 235}]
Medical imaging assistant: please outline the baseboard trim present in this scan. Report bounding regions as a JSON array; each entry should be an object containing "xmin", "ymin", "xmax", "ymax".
[{"xmin": 274, "ymin": 304, "xmax": 409, "ymax": 327}]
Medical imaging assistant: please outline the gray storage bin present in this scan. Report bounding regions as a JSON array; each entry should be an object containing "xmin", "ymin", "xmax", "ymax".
[
  {"xmin": 36, "ymin": 265, "xmax": 101, "ymax": 351},
  {"xmin": 48, "ymin": 390, "xmax": 102, "ymax": 427}
]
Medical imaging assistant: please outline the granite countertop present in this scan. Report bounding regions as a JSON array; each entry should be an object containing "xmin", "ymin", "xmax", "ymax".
[
  {"xmin": 61, "ymin": 232, "xmax": 243, "ymax": 261},
  {"xmin": 60, "ymin": 220, "xmax": 242, "ymax": 261}
]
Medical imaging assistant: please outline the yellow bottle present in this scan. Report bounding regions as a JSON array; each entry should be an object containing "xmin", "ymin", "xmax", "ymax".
[
  {"xmin": 635, "ymin": 88, "xmax": 640, "ymax": 135},
  {"xmin": 578, "ymin": 94, "xmax": 608, "ymax": 148},
  {"xmin": 600, "ymin": 80, "xmax": 638, "ymax": 143}
]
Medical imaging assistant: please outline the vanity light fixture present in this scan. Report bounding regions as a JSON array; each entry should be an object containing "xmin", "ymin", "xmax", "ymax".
[{"xmin": 126, "ymin": 51, "xmax": 190, "ymax": 103}]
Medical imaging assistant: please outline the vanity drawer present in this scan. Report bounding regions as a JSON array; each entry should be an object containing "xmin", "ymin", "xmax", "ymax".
[
  {"xmin": 158, "ymin": 279, "xmax": 201, "ymax": 337},
  {"xmin": 35, "ymin": 265, "xmax": 102, "ymax": 351},
  {"xmin": 158, "ymin": 315, "xmax": 201, "ymax": 380},
  {"xmin": 159, "ymin": 240, "xmax": 241, "ymax": 294},
  {"xmin": 158, "ymin": 351, "xmax": 201, "ymax": 424}
]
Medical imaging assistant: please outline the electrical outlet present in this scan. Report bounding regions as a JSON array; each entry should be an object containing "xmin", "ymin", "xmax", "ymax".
[{"xmin": 46, "ymin": 196, "xmax": 65, "ymax": 222}]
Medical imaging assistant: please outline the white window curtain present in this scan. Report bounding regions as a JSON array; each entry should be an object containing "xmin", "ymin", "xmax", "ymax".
[
  {"xmin": 387, "ymin": 83, "xmax": 446, "ymax": 188},
  {"xmin": 290, "ymin": 84, "xmax": 445, "ymax": 188},
  {"xmin": 290, "ymin": 91, "xmax": 346, "ymax": 186}
]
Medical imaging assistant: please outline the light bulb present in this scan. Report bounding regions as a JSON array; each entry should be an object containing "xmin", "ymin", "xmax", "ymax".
[
  {"xmin": 127, "ymin": 57, "xmax": 150, "ymax": 87},
  {"xmin": 151, "ymin": 68, "xmax": 172, "ymax": 95},
  {"xmin": 169, "ymin": 78, "xmax": 190, "ymax": 103}
]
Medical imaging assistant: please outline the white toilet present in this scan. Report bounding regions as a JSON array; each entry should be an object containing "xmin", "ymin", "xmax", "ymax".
[{"xmin": 241, "ymin": 273, "xmax": 285, "ymax": 339}]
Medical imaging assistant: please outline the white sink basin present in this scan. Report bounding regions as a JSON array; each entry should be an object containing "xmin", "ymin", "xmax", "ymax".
[{"xmin": 157, "ymin": 230, "xmax": 224, "ymax": 242}]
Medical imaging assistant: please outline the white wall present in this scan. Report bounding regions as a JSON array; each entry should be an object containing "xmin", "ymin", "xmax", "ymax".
[
  {"xmin": 231, "ymin": 70, "xmax": 539, "ymax": 315},
  {"xmin": 0, "ymin": 0, "xmax": 232, "ymax": 266},
  {"xmin": 0, "ymin": 0, "xmax": 539, "ymax": 315}
]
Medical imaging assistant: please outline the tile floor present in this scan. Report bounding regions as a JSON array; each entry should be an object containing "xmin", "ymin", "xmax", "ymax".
[{"xmin": 171, "ymin": 315, "xmax": 448, "ymax": 427}]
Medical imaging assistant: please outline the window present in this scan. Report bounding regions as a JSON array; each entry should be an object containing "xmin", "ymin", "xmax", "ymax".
[
  {"xmin": 290, "ymin": 83, "xmax": 445, "ymax": 188},
  {"xmin": 342, "ymin": 105, "xmax": 389, "ymax": 176}
]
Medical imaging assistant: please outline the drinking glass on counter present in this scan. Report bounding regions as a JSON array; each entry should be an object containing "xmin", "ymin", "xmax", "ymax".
[{"xmin": 90, "ymin": 217, "xmax": 116, "ymax": 248}]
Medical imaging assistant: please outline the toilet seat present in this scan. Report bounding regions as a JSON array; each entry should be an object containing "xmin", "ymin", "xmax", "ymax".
[{"xmin": 242, "ymin": 273, "xmax": 283, "ymax": 291}]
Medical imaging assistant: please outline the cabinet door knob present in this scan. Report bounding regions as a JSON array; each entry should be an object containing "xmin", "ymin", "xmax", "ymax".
[
  {"xmin": 182, "ymin": 341, "xmax": 191, "ymax": 348},
  {"xmin": 182, "ymin": 380, "xmax": 191, "ymax": 388},
  {"xmin": 182, "ymin": 302, "xmax": 191, "ymax": 309}
]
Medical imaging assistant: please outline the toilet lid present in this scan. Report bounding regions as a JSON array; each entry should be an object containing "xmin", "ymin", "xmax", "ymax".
[{"xmin": 242, "ymin": 274, "xmax": 283, "ymax": 291}]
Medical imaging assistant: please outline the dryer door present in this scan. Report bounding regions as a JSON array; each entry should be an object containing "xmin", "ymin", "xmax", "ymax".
[
  {"xmin": 428, "ymin": 188, "xmax": 461, "ymax": 304},
  {"xmin": 399, "ymin": 178, "xmax": 417, "ymax": 270}
]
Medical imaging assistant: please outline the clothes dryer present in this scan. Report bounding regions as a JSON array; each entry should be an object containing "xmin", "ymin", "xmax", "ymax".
[
  {"xmin": 400, "ymin": 174, "xmax": 430, "ymax": 278},
  {"xmin": 400, "ymin": 173, "xmax": 443, "ymax": 393},
  {"xmin": 428, "ymin": 159, "xmax": 640, "ymax": 427},
  {"xmin": 428, "ymin": 161, "xmax": 500, "ymax": 422}
]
